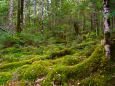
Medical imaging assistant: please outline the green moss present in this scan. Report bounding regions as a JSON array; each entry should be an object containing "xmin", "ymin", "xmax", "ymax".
[
  {"xmin": 0, "ymin": 60, "xmax": 31, "ymax": 70},
  {"xmin": 69, "ymin": 45, "xmax": 105, "ymax": 79},
  {"xmin": 49, "ymin": 48, "xmax": 73, "ymax": 59},
  {"xmin": 0, "ymin": 55, "xmax": 48, "ymax": 70},
  {"xmin": 1, "ymin": 46, "xmax": 42, "ymax": 55},
  {"xmin": 7, "ymin": 80, "xmax": 30, "ymax": 86},
  {"xmin": 42, "ymin": 45, "xmax": 107, "ymax": 85},
  {"xmin": 0, "ymin": 72, "xmax": 12, "ymax": 85},
  {"xmin": 45, "ymin": 65, "xmax": 70, "ymax": 85},
  {"xmin": 11, "ymin": 63, "xmax": 49, "ymax": 82},
  {"xmin": 32, "ymin": 60, "xmax": 53, "ymax": 67},
  {"xmin": 1, "ymin": 47, "xmax": 18, "ymax": 54},
  {"xmin": 22, "ymin": 63, "xmax": 48, "ymax": 82},
  {"xmin": 40, "ymin": 65, "xmax": 70, "ymax": 86},
  {"xmin": 80, "ymin": 77, "xmax": 93, "ymax": 86},
  {"xmin": 62, "ymin": 55, "xmax": 80, "ymax": 65},
  {"xmin": 13, "ymin": 65, "xmax": 29, "ymax": 79},
  {"xmin": 40, "ymin": 79, "xmax": 53, "ymax": 86},
  {"xmin": 19, "ymin": 46, "xmax": 42, "ymax": 55},
  {"xmin": 80, "ymin": 74, "xmax": 110, "ymax": 86},
  {"xmin": 0, "ymin": 42, "xmax": 113, "ymax": 86},
  {"xmin": 0, "ymin": 47, "xmax": 74, "ymax": 71}
]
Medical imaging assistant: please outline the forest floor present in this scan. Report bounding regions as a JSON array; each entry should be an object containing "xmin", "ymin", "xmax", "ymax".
[{"xmin": 0, "ymin": 30, "xmax": 115, "ymax": 86}]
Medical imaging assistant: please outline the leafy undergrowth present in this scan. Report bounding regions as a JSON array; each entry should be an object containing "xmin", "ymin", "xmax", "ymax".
[{"xmin": 0, "ymin": 32, "xmax": 115, "ymax": 86}]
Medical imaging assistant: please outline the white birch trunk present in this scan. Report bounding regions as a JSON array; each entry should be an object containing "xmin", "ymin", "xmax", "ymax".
[{"xmin": 104, "ymin": 0, "xmax": 111, "ymax": 59}]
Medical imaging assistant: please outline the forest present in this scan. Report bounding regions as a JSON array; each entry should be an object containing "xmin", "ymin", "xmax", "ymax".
[{"xmin": 0, "ymin": 0, "xmax": 115, "ymax": 86}]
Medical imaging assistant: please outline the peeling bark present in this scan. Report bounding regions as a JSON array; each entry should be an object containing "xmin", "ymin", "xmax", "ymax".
[{"xmin": 104, "ymin": 0, "xmax": 111, "ymax": 59}]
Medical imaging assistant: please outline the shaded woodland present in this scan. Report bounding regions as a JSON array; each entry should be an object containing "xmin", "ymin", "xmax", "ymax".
[{"xmin": 0, "ymin": 0, "xmax": 115, "ymax": 86}]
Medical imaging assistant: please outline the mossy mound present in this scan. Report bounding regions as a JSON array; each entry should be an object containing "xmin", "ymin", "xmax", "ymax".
[{"xmin": 40, "ymin": 45, "xmax": 113, "ymax": 86}]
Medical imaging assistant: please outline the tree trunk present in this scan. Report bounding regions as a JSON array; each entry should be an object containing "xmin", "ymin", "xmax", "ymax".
[
  {"xmin": 92, "ymin": 8, "xmax": 98, "ymax": 35},
  {"xmin": 21, "ymin": 0, "xmax": 24, "ymax": 26},
  {"xmin": 91, "ymin": 12, "xmax": 93, "ymax": 31},
  {"xmin": 9, "ymin": 0, "xmax": 14, "ymax": 25},
  {"xmin": 114, "ymin": 16, "xmax": 115, "ymax": 28},
  {"xmin": 16, "ymin": 0, "xmax": 21, "ymax": 33},
  {"xmin": 112, "ymin": 16, "xmax": 114, "ymax": 30},
  {"xmin": 104, "ymin": 0, "xmax": 111, "ymax": 59},
  {"xmin": 74, "ymin": 21, "xmax": 79, "ymax": 36},
  {"xmin": 16, "ymin": 0, "xmax": 24, "ymax": 33},
  {"xmin": 34, "ymin": 0, "xmax": 37, "ymax": 23},
  {"xmin": 83, "ymin": 12, "xmax": 85, "ymax": 31},
  {"xmin": 28, "ymin": 0, "xmax": 31, "ymax": 25},
  {"xmin": 42, "ymin": 0, "xmax": 44, "ymax": 30},
  {"xmin": 23, "ymin": 0, "xmax": 27, "ymax": 24}
]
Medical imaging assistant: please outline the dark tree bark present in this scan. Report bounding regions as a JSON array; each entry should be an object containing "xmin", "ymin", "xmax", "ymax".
[
  {"xmin": 16, "ymin": 0, "xmax": 21, "ymax": 33},
  {"xmin": 16, "ymin": 0, "xmax": 24, "ymax": 33},
  {"xmin": 21, "ymin": 0, "xmax": 24, "ymax": 25},
  {"xmin": 92, "ymin": 9, "xmax": 98, "ymax": 35},
  {"xmin": 74, "ymin": 21, "xmax": 79, "ymax": 36},
  {"xmin": 83, "ymin": 12, "xmax": 85, "ymax": 31}
]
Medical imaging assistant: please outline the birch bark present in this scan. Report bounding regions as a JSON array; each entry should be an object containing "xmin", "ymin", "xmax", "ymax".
[{"xmin": 103, "ymin": 0, "xmax": 111, "ymax": 59}]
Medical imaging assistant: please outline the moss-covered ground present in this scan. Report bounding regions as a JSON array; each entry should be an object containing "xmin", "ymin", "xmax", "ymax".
[{"xmin": 0, "ymin": 32, "xmax": 115, "ymax": 86}]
